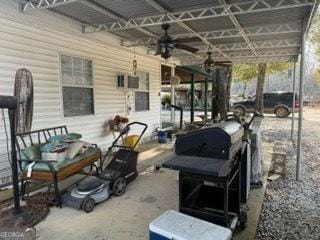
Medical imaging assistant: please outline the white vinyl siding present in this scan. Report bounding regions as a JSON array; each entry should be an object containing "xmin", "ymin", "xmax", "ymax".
[{"xmin": 0, "ymin": 2, "xmax": 164, "ymax": 185}]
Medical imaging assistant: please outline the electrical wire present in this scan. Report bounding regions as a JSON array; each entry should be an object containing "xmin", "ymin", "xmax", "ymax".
[{"xmin": 1, "ymin": 108, "xmax": 12, "ymax": 166}]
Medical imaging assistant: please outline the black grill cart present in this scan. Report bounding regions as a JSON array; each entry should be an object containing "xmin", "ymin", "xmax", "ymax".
[{"xmin": 162, "ymin": 121, "xmax": 247, "ymax": 231}]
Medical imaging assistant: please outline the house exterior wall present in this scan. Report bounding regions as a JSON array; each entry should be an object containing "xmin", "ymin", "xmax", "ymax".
[{"xmin": 0, "ymin": 2, "xmax": 172, "ymax": 185}]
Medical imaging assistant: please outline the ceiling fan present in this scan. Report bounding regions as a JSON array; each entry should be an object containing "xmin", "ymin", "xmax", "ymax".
[
  {"xmin": 202, "ymin": 51, "xmax": 232, "ymax": 73},
  {"xmin": 153, "ymin": 23, "xmax": 202, "ymax": 59}
]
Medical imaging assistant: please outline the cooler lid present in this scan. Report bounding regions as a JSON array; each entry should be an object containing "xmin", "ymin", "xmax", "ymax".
[{"xmin": 149, "ymin": 210, "xmax": 232, "ymax": 240}]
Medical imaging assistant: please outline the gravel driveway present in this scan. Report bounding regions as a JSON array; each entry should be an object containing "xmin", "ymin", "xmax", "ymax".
[{"xmin": 256, "ymin": 108, "xmax": 320, "ymax": 240}]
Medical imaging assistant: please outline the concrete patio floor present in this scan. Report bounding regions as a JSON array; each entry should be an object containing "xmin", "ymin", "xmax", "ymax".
[{"xmin": 35, "ymin": 141, "xmax": 272, "ymax": 240}]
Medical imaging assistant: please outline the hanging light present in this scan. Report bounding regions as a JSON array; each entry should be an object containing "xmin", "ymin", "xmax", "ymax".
[
  {"xmin": 159, "ymin": 42, "xmax": 174, "ymax": 59},
  {"xmin": 203, "ymin": 51, "xmax": 215, "ymax": 73},
  {"xmin": 132, "ymin": 48, "xmax": 138, "ymax": 76},
  {"xmin": 158, "ymin": 23, "xmax": 175, "ymax": 59}
]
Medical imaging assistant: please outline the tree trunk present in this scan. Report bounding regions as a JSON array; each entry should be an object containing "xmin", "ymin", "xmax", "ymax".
[
  {"xmin": 211, "ymin": 69, "xmax": 218, "ymax": 120},
  {"xmin": 215, "ymin": 66, "xmax": 228, "ymax": 119},
  {"xmin": 243, "ymin": 83, "xmax": 247, "ymax": 99},
  {"xmin": 226, "ymin": 67, "xmax": 232, "ymax": 112},
  {"xmin": 255, "ymin": 63, "xmax": 267, "ymax": 113}
]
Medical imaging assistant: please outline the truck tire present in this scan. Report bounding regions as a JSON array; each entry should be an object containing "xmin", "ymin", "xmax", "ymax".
[
  {"xmin": 233, "ymin": 106, "xmax": 245, "ymax": 116},
  {"xmin": 275, "ymin": 106, "xmax": 289, "ymax": 118}
]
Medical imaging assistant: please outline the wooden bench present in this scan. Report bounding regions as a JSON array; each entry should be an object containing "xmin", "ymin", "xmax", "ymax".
[{"xmin": 16, "ymin": 126, "xmax": 102, "ymax": 207}]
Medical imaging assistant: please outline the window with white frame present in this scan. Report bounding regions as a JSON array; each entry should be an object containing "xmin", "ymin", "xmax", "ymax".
[
  {"xmin": 135, "ymin": 71, "xmax": 150, "ymax": 112},
  {"xmin": 61, "ymin": 55, "xmax": 94, "ymax": 117}
]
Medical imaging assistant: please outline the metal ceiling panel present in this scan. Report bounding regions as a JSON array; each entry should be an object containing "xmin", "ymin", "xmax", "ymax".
[
  {"xmin": 209, "ymin": 37, "xmax": 246, "ymax": 45},
  {"xmin": 156, "ymin": 0, "xmax": 222, "ymax": 12},
  {"xmin": 143, "ymin": 22, "xmax": 190, "ymax": 35},
  {"xmin": 91, "ymin": 0, "xmax": 161, "ymax": 19},
  {"xmin": 248, "ymin": 32, "xmax": 301, "ymax": 42},
  {"xmin": 52, "ymin": 2, "xmax": 115, "ymax": 24},
  {"xmin": 111, "ymin": 28, "xmax": 152, "ymax": 38},
  {"xmin": 185, "ymin": 17, "xmax": 235, "ymax": 32},
  {"xmin": 236, "ymin": 7, "xmax": 310, "ymax": 27}
]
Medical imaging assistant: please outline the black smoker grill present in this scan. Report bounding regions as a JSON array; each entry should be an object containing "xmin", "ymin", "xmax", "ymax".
[{"xmin": 163, "ymin": 119, "xmax": 248, "ymax": 230}]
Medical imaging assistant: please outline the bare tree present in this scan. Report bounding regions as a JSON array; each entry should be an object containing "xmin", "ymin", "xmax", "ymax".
[
  {"xmin": 226, "ymin": 66, "xmax": 233, "ymax": 111},
  {"xmin": 255, "ymin": 63, "xmax": 267, "ymax": 113},
  {"xmin": 212, "ymin": 66, "xmax": 232, "ymax": 120}
]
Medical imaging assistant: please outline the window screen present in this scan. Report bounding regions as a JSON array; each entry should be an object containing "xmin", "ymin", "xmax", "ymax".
[
  {"xmin": 61, "ymin": 55, "xmax": 94, "ymax": 117},
  {"xmin": 135, "ymin": 92, "xmax": 150, "ymax": 111}
]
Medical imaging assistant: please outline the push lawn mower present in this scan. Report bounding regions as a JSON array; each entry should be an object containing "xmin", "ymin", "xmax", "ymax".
[{"xmin": 62, "ymin": 122, "xmax": 148, "ymax": 212}]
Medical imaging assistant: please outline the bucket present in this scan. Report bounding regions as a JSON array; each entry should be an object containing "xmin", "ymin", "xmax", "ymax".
[
  {"xmin": 124, "ymin": 135, "xmax": 140, "ymax": 148},
  {"xmin": 158, "ymin": 130, "xmax": 167, "ymax": 143}
]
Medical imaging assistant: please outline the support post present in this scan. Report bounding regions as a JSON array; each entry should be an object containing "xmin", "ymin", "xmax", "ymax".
[
  {"xmin": 0, "ymin": 96, "xmax": 21, "ymax": 214},
  {"xmin": 204, "ymin": 77, "xmax": 208, "ymax": 120},
  {"xmin": 190, "ymin": 73, "xmax": 195, "ymax": 123},
  {"xmin": 296, "ymin": 23, "xmax": 306, "ymax": 181},
  {"xmin": 291, "ymin": 59, "xmax": 297, "ymax": 141},
  {"xmin": 9, "ymin": 109, "xmax": 22, "ymax": 214},
  {"xmin": 170, "ymin": 67, "xmax": 175, "ymax": 125}
]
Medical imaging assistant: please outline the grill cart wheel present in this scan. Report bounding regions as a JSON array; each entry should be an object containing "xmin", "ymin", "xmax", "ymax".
[
  {"xmin": 82, "ymin": 197, "xmax": 95, "ymax": 213},
  {"xmin": 113, "ymin": 177, "xmax": 127, "ymax": 196},
  {"xmin": 234, "ymin": 106, "xmax": 245, "ymax": 116},
  {"xmin": 240, "ymin": 211, "xmax": 248, "ymax": 229},
  {"xmin": 275, "ymin": 106, "xmax": 289, "ymax": 118}
]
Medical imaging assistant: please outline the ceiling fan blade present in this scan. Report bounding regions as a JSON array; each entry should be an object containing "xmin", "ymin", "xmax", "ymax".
[
  {"xmin": 217, "ymin": 61, "xmax": 232, "ymax": 64},
  {"xmin": 214, "ymin": 61, "xmax": 233, "ymax": 66},
  {"xmin": 175, "ymin": 44, "xmax": 199, "ymax": 53},
  {"xmin": 174, "ymin": 37, "xmax": 202, "ymax": 43}
]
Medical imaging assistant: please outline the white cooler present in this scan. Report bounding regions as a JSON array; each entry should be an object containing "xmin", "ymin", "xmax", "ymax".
[{"xmin": 149, "ymin": 210, "xmax": 232, "ymax": 240}]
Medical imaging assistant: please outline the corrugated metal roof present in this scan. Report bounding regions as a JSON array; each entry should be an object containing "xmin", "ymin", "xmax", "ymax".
[
  {"xmin": 52, "ymin": 2, "xmax": 115, "ymax": 24},
  {"xmin": 22, "ymin": 0, "xmax": 319, "ymax": 64},
  {"xmin": 91, "ymin": 0, "xmax": 161, "ymax": 18}
]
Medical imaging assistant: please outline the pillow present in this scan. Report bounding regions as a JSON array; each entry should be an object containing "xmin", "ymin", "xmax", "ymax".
[
  {"xmin": 40, "ymin": 143, "xmax": 68, "ymax": 153},
  {"xmin": 67, "ymin": 133, "xmax": 82, "ymax": 141},
  {"xmin": 48, "ymin": 133, "xmax": 82, "ymax": 143},
  {"xmin": 21, "ymin": 145, "xmax": 41, "ymax": 160},
  {"xmin": 48, "ymin": 135, "xmax": 66, "ymax": 143},
  {"xmin": 66, "ymin": 142, "xmax": 85, "ymax": 159}
]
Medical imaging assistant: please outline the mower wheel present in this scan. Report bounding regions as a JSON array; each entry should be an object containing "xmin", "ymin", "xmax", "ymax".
[
  {"xmin": 113, "ymin": 177, "xmax": 127, "ymax": 196},
  {"xmin": 82, "ymin": 197, "xmax": 95, "ymax": 213}
]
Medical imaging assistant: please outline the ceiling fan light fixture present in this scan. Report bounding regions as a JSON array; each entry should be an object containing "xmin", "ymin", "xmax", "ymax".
[
  {"xmin": 204, "ymin": 51, "xmax": 215, "ymax": 73},
  {"xmin": 159, "ymin": 42, "xmax": 174, "ymax": 59}
]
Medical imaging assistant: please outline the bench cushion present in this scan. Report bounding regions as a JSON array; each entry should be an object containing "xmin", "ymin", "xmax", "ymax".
[{"xmin": 21, "ymin": 147, "xmax": 101, "ymax": 172}]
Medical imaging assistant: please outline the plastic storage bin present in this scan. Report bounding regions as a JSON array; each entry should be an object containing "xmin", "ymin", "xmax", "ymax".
[
  {"xmin": 158, "ymin": 130, "xmax": 167, "ymax": 143},
  {"xmin": 149, "ymin": 210, "xmax": 232, "ymax": 240},
  {"xmin": 124, "ymin": 135, "xmax": 139, "ymax": 148}
]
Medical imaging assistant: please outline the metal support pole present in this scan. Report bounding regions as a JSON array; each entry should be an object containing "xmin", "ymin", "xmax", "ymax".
[
  {"xmin": 204, "ymin": 77, "xmax": 208, "ymax": 120},
  {"xmin": 170, "ymin": 67, "xmax": 175, "ymax": 125},
  {"xmin": 296, "ymin": 23, "xmax": 306, "ymax": 181},
  {"xmin": 291, "ymin": 60, "xmax": 297, "ymax": 141},
  {"xmin": 0, "ymin": 95, "xmax": 21, "ymax": 214},
  {"xmin": 190, "ymin": 73, "xmax": 195, "ymax": 123},
  {"xmin": 9, "ymin": 109, "xmax": 22, "ymax": 214}
]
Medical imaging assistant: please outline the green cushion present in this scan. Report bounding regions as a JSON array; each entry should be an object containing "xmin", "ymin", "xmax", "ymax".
[
  {"xmin": 21, "ymin": 147, "xmax": 100, "ymax": 172},
  {"xmin": 21, "ymin": 145, "xmax": 41, "ymax": 160},
  {"xmin": 48, "ymin": 133, "xmax": 82, "ymax": 143}
]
